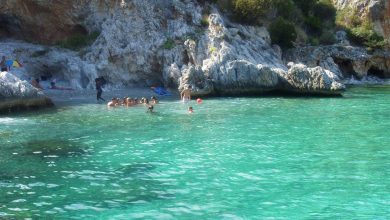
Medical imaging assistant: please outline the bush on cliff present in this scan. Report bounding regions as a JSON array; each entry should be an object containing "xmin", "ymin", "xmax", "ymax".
[
  {"xmin": 58, "ymin": 32, "xmax": 100, "ymax": 51},
  {"xmin": 209, "ymin": 0, "xmax": 337, "ymax": 48},
  {"xmin": 163, "ymin": 38, "xmax": 176, "ymax": 50},
  {"xmin": 232, "ymin": 0, "xmax": 272, "ymax": 24},
  {"xmin": 336, "ymin": 7, "xmax": 387, "ymax": 50},
  {"xmin": 269, "ymin": 17, "xmax": 297, "ymax": 49}
]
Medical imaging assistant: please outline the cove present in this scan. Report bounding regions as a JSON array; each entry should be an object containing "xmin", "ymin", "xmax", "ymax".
[{"xmin": 0, "ymin": 86, "xmax": 389, "ymax": 219}]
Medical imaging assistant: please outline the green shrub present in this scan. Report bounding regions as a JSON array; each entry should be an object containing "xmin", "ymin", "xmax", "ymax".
[
  {"xmin": 163, "ymin": 38, "xmax": 176, "ymax": 50},
  {"xmin": 304, "ymin": 15, "xmax": 322, "ymax": 34},
  {"xmin": 269, "ymin": 17, "xmax": 297, "ymax": 49},
  {"xmin": 292, "ymin": 0, "xmax": 317, "ymax": 16},
  {"xmin": 319, "ymin": 31, "xmax": 336, "ymax": 45},
  {"xmin": 348, "ymin": 25, "xmax": 387, "ymax": 50},
  {"xmin": 209, "ymin": 46, "xmax": 217, "ymax": 53},
  {"xmin": 312, "ymin": 0, "xmax": 336, "ymax": 22},
  {"xmin": 337, "ymin": 7, "xmax": 387, "ymax": 49},
  {"xmin": 308, "ymin": 37, "xmax": 319, "ymax": 46},
  {"xmin": 200, "ymin": 18, "xmax": 209, "ymax": 27},
  {"xmin": 274, "ymin": 0, "xmax": 297, "ymax": 20},
  {"xmin": 58, "ymin": 31, "xmax": 100, "ymax": 50},
  {"xmin": 232, "ymin": 0, "xmax": 272, "ymax": 24},
  {"xmin": 336, "ymin": 7, "xmax": 361, "ymax": 28},
  {"xmin": 214, "ymin": 0, "xmax": 234, "ymax": 13}
]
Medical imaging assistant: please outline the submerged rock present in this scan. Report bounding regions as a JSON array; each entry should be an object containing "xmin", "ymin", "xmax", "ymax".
[
  {"xmin": 0, "ymin": 71, "xmax": 53, "ymax": 114},
  {"xmin": 23, "ymin": 139, "xmax": 87, "ymax": 158}
]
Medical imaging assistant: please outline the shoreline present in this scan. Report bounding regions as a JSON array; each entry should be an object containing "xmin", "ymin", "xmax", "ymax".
[
  {"xmin": 43, "ymin": 83, "xmax": 390, "ymax": 106},
  {"xmin": 44, "ymin": 87, "xmax": 179, "ymax": 106}
]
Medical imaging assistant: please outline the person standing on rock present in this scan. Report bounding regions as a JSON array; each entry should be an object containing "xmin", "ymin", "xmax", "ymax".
[
  {"xmin": 0, "ymin": 56, "xmax": 8, "ymax": 72},
  {"xmin": 95, "ymin": 76, "xmax": 106, "ymax": 102},
  {"xmin": 181, "ymin": 85, "xmax": 192, "ymax": 103}
]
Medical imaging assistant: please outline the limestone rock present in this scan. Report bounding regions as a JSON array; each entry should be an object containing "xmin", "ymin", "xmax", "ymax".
[
  {"xmin": 0, "ymin": 1, "xmax": 351, "ymax": 96},
  {"xmin": 176, "ymin": 13, "xmax": 286, "ymax": 95},
  {"xmin": 335, "ymin": 31, "xmax": 350, "ymax": 45},
  {"xmin": 284, "ymin": 45, "xmax": 390, "ymax": 80},
  {"xmin": 0, "ymin": 0, "xmax": 93, "ymax": 43},
  {"xmin": 0, "ymin": 71, "xmax": 53, "ymax": 113},
  {"xmin": 283, "ymin": 63, "xmax": 346, "ymax": 95},
  {"xmin": 179, "ymin": 65, "xmax": 213, "ymax": 96}
]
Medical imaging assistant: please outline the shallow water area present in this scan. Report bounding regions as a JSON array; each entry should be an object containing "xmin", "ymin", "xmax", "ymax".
[{"xmin": 0, "ymin": 86, "xmax": 389, "ymax": 219}]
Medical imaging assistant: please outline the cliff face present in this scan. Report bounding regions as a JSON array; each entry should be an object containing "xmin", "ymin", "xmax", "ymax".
[
  {"xmin": 0, "ymin": 0, "xmax": 84, "ymax": 43},
  {"xmin": 333, "ymin": 0, "xmax": 390, "ymax": 44},
  {"xmin": 2, "ymin": 0, "xmax": 389, "ymax": 96}
]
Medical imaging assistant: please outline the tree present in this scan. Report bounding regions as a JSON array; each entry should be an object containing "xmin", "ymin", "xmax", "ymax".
[{"xmin": 269, "ymin": 17, "xmax": 297, "ymax": 49}]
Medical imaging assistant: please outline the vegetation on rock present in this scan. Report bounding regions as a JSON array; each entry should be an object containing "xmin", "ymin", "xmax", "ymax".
[
  {"xmin": 57, "ymin": 31, "xmax": 100, "ymax": 51},
  {"xmin": 163, "ymin": 38, "xmax": 176, "ymax": 50},
  {"xmin": 206, "ymin": 0, "xmax": 386, "ymax": 50},
  {"xmin": 336, "ymin": 7, "xmax": 387, "ymax": 51},
  {"xmin": 269, "ymin": 17, "xmax": 297, "ymax": 49}
]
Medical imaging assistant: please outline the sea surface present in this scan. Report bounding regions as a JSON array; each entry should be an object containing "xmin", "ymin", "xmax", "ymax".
[{"xmin": 0, "ymin": 86, "xmax": 389, "ymax": 219}]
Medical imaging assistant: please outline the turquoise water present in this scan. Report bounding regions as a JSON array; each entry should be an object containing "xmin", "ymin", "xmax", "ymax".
[{"xmin": 0, "ymin": 86, "xmax": 389, "ymax": 219}]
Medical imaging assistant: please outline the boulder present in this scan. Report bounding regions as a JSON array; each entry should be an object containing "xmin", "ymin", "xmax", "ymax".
[
  {"xmin": 179, "ymin": 65, "xmax": 213, "ymax": 96},
  {"xmin": 0, "ymin": 71, "xmax": 53, "ymax": 114},
  {"xmin": 282, "ymin": 63, "xmax": 345, "ymax": 95}
]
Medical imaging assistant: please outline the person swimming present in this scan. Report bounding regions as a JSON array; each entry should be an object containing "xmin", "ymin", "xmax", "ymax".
[
  {"xmin": 151, "ymin": 96, "xmax": 158, "ymax": 104},
  {"xmin": 147, "ymin": 104, "xmax": 154, "ymax": 113},
  {"xmin": 181, "ymin": 85, "xmax": 192, "ymax": 103},
  {"xmin": 107, "ymin": 98, "xmax": 118, "ymax": 107},
  {"xmin": 126, "ymin": 97, "xmax": 132, "ymax": 107},
  {"xmin": 188, "ymin": 106, "xmax": 194, "ymax": 113},
  {"xmin": 122, "ymin": 97, "xmax": 128, "ymax": 106}
]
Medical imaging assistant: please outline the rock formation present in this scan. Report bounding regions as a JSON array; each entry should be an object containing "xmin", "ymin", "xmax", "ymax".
[
  {"xmin": 333, "ymin": 0, "xmax": 390, "ymax": 44},
  {"xmin": 284, "ymin": 45, "xmax": 390, "ymax": 80},
  {"xmin": 282, "ymin": 63, "xmax": 346, "ymax": 95},
  {"xmin": 4, "ymin": 0, "xmax": 387, "ymax": 97},
  {"xmin": 0, "ymin": 71, "xmax": 53, "ymax": 114},
  {"xmin": 0, "ymin": 1, "xmax": 89, "ymax": 43}
]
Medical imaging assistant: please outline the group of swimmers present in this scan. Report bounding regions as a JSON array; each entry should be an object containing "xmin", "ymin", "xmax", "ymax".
[
  {"xmin": 105, "ymin": 85, "xmax": 197, "ymax": 113},
  {"xmin": 107, "ymin": 96, "xmax": 159, "ymax": 112},
  {"xmin": 107, "ymin": 95, "xmax": 197, "ymax": 114}
]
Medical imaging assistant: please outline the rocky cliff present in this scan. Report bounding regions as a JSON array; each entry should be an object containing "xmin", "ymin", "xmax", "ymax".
[
  {"xmin": 333, "ymin": 0, "xmax": 390, "ymax": 44},
  {"xmin": 0, "ymin": 0, "xmax": 388, "ymax": 97}
]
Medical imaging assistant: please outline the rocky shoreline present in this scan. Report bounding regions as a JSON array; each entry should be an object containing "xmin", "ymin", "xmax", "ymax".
[
  {"xmin": 0, "ymin": 72, "xmax": 54, "ymax": 114},
  {"xmin": 1, "ymin": 0, "xmax": 389, "ymax": 113}
]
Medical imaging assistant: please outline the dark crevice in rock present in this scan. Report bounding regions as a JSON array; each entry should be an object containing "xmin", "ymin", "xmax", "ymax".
[
  {"xmin": 333, "ymin": 58, "xmax": 356, "ymax": 78},
  {"xmin": 367, "ymin": 66, "xmax": 386, "ymax": 78},
  {"xmin": 182, "ymin": 50, "xmax": 190, "ymax": 64},
  {"xmin": 0, "ymin": 14, "xmax": 22, "ymax": 39}
]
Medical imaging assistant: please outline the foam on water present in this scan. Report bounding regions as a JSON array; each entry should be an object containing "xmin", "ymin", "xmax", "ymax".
[{"xmin": 0, "ymin": 117, "xmax": 30, "ymax": 125}]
